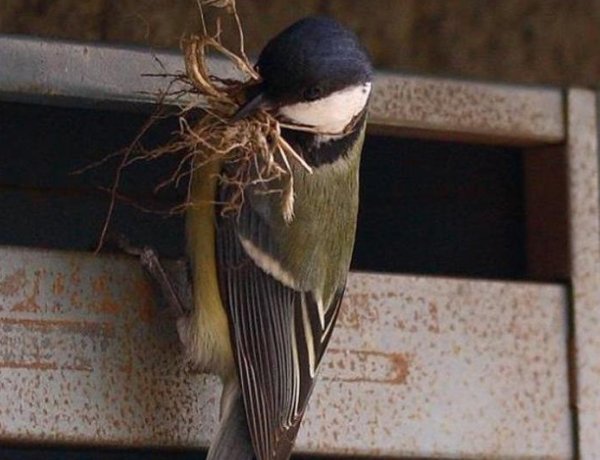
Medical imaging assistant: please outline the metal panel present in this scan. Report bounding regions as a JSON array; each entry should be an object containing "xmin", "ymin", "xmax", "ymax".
[
  {"xmin": 0, "ymin": 35, "xmax": 564, "ymax": 145},
  {"xmin": 567, "ymin": 89, "xmax": 600, "ymax": 460},
  {"xmin": 0, "ymin": 248, "xmax": 571, "ymax": 458},
  {"xmin": 0, "ymin": 35, "xmax": 196, "ymax": 109},
  {"xmin": 369, "ymin": 73, "xmax": 564, "ymax": 145}
]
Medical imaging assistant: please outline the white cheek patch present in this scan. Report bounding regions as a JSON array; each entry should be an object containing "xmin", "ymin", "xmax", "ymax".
[{"xmin": 278, "ymin": 82, "xmax": 371, "ymax": 134}]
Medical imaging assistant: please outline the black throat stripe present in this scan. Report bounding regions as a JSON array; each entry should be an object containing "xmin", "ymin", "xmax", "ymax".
[{"xmin": 281, "ymin": 111, "xmax": 367, "ymax": 168}]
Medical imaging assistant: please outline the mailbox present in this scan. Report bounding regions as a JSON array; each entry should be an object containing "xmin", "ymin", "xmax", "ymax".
[{"xmin": 1, "ymin": 36, "xmax": 599, "ymax": 459}]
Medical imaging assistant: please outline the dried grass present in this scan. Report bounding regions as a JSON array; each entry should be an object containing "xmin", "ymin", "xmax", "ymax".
[{"xmin": 86, "ymin": 0, "xmax": 313, "ymax": 252}]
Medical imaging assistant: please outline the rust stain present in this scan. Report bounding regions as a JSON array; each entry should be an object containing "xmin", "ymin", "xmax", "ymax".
[
  {"xmin": 344, "ymin": 292, "xmax": 369, "ymax": 310},
  {"xmin": 70, "ymin": 266, "xmax": 81, "ymax": 286},
  {"xmin": 91, "ymin": 273, "xmax": 122, "ymax": 315},
  {"xmin": 0, "ymin": 316, "xmax": 114, "ymax": 336},
  {"xmin": 338, "ymin": 293, "xmax": 380, "ymax": 330},
  {"xmin": 69, "ymin": 292, "xmax": 82, "ymax": 310},
  {"xmin": 0, "ymin": 360, "xmax": 59, "ymax": 371},
  {"xmin": 388, "ymin": 352, "xmax": 411, "ymax": 384},
  {"xmin": 395, "ymin": 319, "xmax": 406, "ymax": 330},
  {"xmin": 326, "ymin": 348, "xmax": 412, "ymax": 385},
  {"xmin": 0, "ymin": 269, "xmax": 27, "ymax": 297},
  {"xmin": 134, "ymin": 279, "xmax": 154, "ymax": 325},
  {"xmin": 10, "ymin": 270, "xmax": 42, "ymax": 313},
  {"xmin": 91, "ymin": 274, "xmax": 109, "ymax": 294},
  {"xmin": 427, "ymin": 302, "xmax": 440, "ymax": 334},
  {"xmin": 52, "ymin": 273, "xmax": 66, "ymax": 296},
  {"xmin": 339, "ymin": 307, "xmax": 360, "ymax": 329},
  {"xmin": 98, "ymin": 297, "xmax": 121, "ymax": 315},
  {"xmin": 0, "ymin": 360, "xmax": 93, "ymax": 372}
]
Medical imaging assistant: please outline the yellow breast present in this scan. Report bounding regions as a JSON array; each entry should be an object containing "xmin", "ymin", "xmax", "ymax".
[{"xmin": 184, "ymin": 159, "xmax": 234, "ymax": 379}]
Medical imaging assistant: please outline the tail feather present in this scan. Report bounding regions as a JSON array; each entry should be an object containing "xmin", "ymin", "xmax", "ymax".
[{"xmin": 207, "ymin": 381, "xmax": 255, "ymax": 460}]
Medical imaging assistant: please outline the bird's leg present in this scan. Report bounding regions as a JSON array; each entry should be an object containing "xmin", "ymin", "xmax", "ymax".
[{"xmin": 115, "ymin": 235, "xmax": 192, "ymax": 317}]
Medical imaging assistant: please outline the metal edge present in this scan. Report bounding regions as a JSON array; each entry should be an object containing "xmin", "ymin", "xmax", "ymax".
[
  {"xmin": 0, "ymin": 35, "xmax": 565, "ymax": 145},
  {"xmin": 567, "ymin": 89, "xmax": 600, "ymax": 460}
]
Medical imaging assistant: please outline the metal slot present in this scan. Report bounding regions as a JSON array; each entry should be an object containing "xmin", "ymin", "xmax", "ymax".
[{"xmin": 1, "ymin": 100, "xmax": 570, "ymax": 281}]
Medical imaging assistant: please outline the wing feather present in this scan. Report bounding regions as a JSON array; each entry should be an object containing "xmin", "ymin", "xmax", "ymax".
[{"xmin": 215, "ymin": 206, "xmax": 345, "ymax": 460}]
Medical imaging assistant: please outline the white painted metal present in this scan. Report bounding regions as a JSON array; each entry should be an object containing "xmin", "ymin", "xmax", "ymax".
[
  {"xmin": 0, "ymin": 249, "xmax": 572, "ymax": 458},
  {"xmin": 0, "ymin": 36, "xmax": 564, "ymax": 145},
  {"xmin": 567, "ymin": 89, "xmax": 600, "ymax": 460}
]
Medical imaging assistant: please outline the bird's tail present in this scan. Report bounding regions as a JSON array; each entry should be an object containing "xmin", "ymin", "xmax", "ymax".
[{"xmin": 207, "ymin": 380, "xmax": 255, "ymax": 460}]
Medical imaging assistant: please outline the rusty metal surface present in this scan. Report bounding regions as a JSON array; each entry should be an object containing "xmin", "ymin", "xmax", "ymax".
[
  {"xmin": 300, "ymin": 274, "xmax": 571, "ymax": 459},
  {"xmin": 0, "ymin": 247, "xmax": 219, "ymax": 448},
  {"xmin": 566, "ymin": 89, "xmax": 600, "ymax": 460},
  {"xmin": 370, "ymin": 73, "xmax": 565, "ymax": 145},
  {"xmin": 0, "ymin": 35, "xmax": 564, "ymax": 145},
  {"xmin": 0, "ymin": 247, "xmax": 571, "ymax": 458}
]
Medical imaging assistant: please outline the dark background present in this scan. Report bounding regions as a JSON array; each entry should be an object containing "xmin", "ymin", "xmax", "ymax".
[
  {"xmin": 0, "ymin": 101, "xmax": 525, "ymax": 280},
  {"xmin": 1, "ymin": 0, "xmax": 600, "ymax": 87}
]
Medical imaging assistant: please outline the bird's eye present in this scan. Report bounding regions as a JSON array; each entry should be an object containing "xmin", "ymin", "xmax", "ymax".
[{"xmin": 303, "ymin": 86, "xmax": 322, "ymax": 101}]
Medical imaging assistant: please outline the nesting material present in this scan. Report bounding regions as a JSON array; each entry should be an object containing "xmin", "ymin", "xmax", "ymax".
[
  {"xmin": 171, "ymin": 31, "xmax": 313, "ymax": 220},
  {"xmin": 91, "ymin": 0, "xmax": 312, "ymax": 251}
]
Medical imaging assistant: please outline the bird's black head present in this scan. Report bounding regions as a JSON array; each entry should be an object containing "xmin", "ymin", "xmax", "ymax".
[
  {"xmin": 257, "ymin": 16, "xmax": 372, "ymax": 104},
  {"xmin": 235, "ymin": 17, "xmax": 373, "ymax": 135}
]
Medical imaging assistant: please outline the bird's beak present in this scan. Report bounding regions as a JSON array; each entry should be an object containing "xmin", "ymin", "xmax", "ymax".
[{"xmin": 231, "ymin": 87, "xmax": 272, "ymax": 122}]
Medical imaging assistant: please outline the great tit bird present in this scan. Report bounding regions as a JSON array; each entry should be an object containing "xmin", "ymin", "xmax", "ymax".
[{"xmin": 139, "ymin": 16, "xmax": 372, "ymax": 460}]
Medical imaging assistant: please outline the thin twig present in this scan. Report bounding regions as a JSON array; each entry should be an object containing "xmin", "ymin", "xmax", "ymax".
[{"xmin": 94, "ymin": 104, "xmax": 166, "ymax": 253}]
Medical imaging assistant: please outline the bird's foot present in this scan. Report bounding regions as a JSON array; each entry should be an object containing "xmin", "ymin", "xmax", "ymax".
[{"xmin": 112, "ymin": 234, "xmax": 193, "ymax": 318}]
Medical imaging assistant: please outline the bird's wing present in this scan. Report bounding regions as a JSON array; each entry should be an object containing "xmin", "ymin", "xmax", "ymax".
[{"xmin": 215, "ymin": 202, "xmax": 345, "ymax": 460}]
